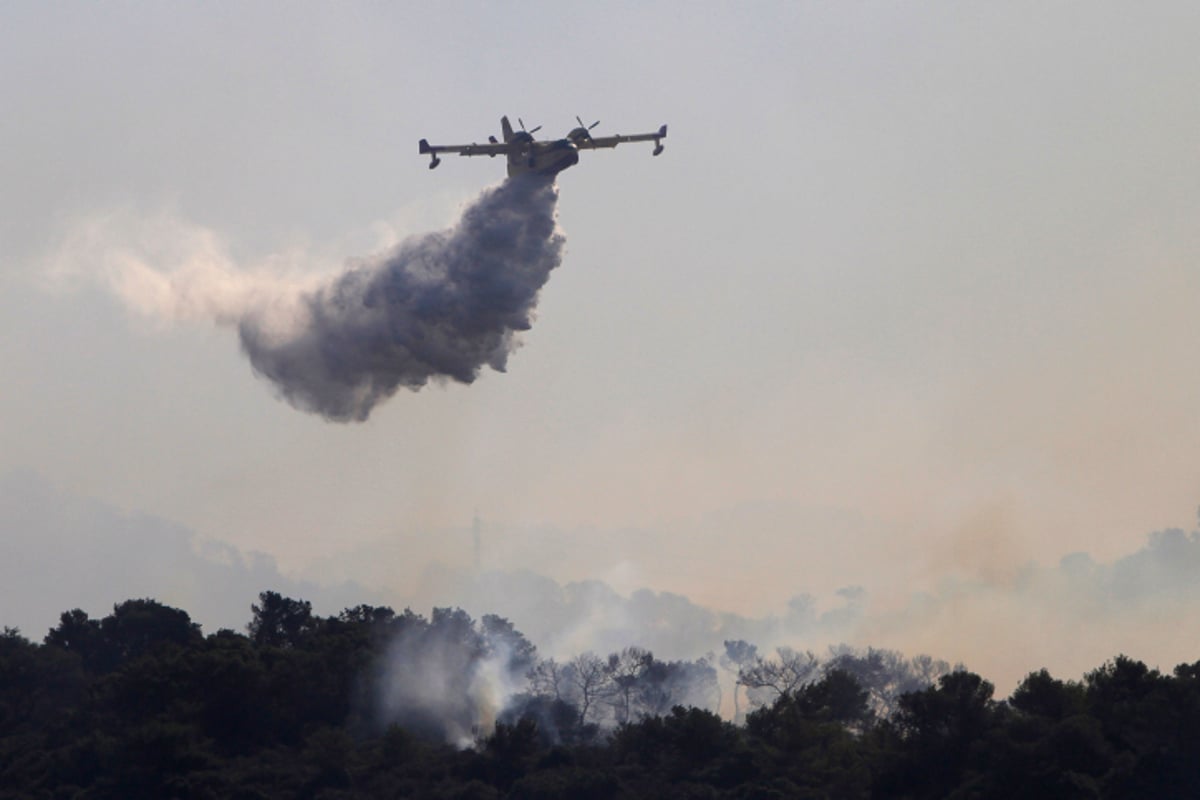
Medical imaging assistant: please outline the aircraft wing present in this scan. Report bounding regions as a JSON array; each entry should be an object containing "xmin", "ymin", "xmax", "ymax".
[
  {"xmin": 419, "ymin": 139, "xmax": 509, "ymax": 157},
  {"xmin": 574, "ymin": 125, "xmax": 667, "ymax": 150}
]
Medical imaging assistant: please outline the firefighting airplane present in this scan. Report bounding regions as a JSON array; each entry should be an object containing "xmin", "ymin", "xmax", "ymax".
[{"xmin": 419, "ymin": 116, "xmax": 667, "ymax": 177}]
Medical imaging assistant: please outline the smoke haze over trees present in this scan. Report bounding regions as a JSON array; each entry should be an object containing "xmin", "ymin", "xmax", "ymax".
[{"xmin": 9, "ymin": 472, "xmax": 1200, "ymax": 699}]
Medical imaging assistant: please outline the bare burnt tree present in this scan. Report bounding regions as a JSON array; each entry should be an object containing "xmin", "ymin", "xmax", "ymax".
[
  {"xmin": 825, "ymin": 645, "xmax": 955, "ymax": 719},
  {"xmin": 567, "ymin": 652, "xmax": 611, "ymax": 726},
  {"xmin": 722, "ymin": 639, "xmax": 759, "ymax": 723},
  {"xmin": 528, "ymin": 657, "xmax": 569, "ymax": 703},
  {"xmin": 606, "ymin": 647, "xmax": 653, "ymax": 725},
  {"xmin": 739, "ymin": 647, "xmax": 820, "ymax": 709}
]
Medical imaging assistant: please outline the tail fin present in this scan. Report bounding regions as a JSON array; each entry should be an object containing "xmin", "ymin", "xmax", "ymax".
[{"xmin": 501, "ymin": 116, "xmax": 514, "ymax": 143}]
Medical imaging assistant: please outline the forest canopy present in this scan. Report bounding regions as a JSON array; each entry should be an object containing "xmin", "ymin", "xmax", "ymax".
[{"xmin": 2, "ymin": 592, "xmax": 1199, "ymax": 798}]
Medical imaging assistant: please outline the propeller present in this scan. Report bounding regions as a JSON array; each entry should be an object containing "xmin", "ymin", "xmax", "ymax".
[
  {"xmin": 576, "ymin": 115, "xmax": 600, "ymax": 140},
  {"xmin": 517, "ymin": 118, "xmax": 542, "ymax": 135}
]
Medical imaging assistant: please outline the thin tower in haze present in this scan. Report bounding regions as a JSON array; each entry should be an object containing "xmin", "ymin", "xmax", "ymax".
[{"xmin": 472, "ymin": 510, "xmax": 481, "ymax": 572}]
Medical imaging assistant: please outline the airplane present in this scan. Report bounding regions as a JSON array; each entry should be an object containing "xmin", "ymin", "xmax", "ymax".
[{"xmin": 419, "ymin": 116, "xmax": 667, "ymax": 177}]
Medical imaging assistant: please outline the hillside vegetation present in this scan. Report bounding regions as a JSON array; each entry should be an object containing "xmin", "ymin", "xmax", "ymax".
[{"xmin": 3, "ymin": 593, "xmax": 1199, "ymax": 798}]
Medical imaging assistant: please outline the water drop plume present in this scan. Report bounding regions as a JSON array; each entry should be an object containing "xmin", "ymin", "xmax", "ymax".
[{"xmin": 239, "ymin": 174, "xmax": 564, "ymax": 421}]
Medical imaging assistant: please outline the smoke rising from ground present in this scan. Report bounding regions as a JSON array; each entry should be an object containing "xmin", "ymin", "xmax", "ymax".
[
  {"xmin": 392, "ymin": 511, "xmax": 1200, "ymax": 697},
  {"xmin": 54, "ymin": 174, "xmax": 565, "ymax": 421},
  {"xmin": 7, "ymin": 472, "xmax": 1200, "ymax": 714},
  {"xmin": 375, "ymin": 609, "xmax": 533, "ymax": 747}
]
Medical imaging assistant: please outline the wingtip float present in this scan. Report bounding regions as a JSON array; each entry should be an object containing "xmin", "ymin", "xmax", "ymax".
[{"xmin": 419, "ymin": 116, "xmax": 668, "ymax": 177}]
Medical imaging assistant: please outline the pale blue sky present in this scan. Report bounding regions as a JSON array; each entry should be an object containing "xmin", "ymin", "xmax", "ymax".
[{"xmin": 3, "ymin": 2, "xmax": 1200, "ymax": 686}]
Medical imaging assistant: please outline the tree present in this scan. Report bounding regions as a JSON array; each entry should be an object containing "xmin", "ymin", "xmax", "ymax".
[
  {"xmin": 485, "ymin": 717, "xmax": 540, "ymax": 788},
  {"xmin": 481, "ymin": 614, "xmax": 538, "ymax": 679},
  {"xmin": 44, "ymin": 608, "xmax": 107, "ymax": 669},
  {"xmin": 825, "ymin": 646, "xmax": 952, "ymax": 719},
  {"xmin": 1, "ymin": 626, "xmax": 87, "ymax": 741},
  {"xmin": 1010, "ymin": 668, "xmax": 1086, "ymax": 721},
  {"xmin": 739, "ymin": 647, "xmax": 820, "ymax": 709},
  {"xmin": 605, "ymin": 647, "xmax": 653, "ymax": 725},
  {"xmin": 566, "ymin": 652, "xmax": 611, "ymax": 726},
  {"xmin": 247, "ymin": 591, "xmax": 315, "ymax": 648},
  {"xmin": 612, "ymin": 706, "xmax": 740, "ymax": 779},
  {"xmin": 529, "ymin": 657, "xmax": 569, "ymax": 703},
  {"xmin": 338, "ymin": 604, "xmax": 396, "ymax": 626},
  {"xmin": 988, "ymin": 670, "xmax": 1111, "ymax": 799},
  {"xmin": 100, "ymin": 599, "xmax": 202, "ymax": 661},
  {"xmin": 897, "ymin": 670, "xmax": 997, "ymax": 743},
  {"xmin": 743, "ymin": 672, "xmax": 873, "ymax": 796},
  {"xmin": 635, "ymin": 656, "xmax": 720, "ymax": 719},
  {"xmin": 886, "ymin": 670, "xmax": 1000, "ymax": 797},
  {"xmin": 797, "ymin": 668, "xmax": 874, "ymax": 730},
  {"xmin": 1083, "ymin": 655, "xmax": 1195, "ymax": 796},
  {"xmin": 44, "ymin": 600, "xmax": 201, "ymax": 674},
  {"xmin": 721, "ymin": 639, "xmax": 758, "ymax": 723}
]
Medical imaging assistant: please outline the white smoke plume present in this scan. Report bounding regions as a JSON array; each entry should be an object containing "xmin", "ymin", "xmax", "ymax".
[
  {"xmin": 53, "ymin": 174, "xmax": 565, "ymax": 421},
  {"xmin": 374, "ymin": 609, "xmax": 534, "ymax": 747}
]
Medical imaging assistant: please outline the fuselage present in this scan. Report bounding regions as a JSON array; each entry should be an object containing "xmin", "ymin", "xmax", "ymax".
[{"xmin": 507, "ymin": 137, "xmax": 580, "ymax": 178}]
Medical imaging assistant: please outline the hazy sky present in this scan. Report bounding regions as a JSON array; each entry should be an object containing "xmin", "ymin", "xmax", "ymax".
[{"xmin": 4, "ymin": 3, "xmax": 1200, "ymax": 689}]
